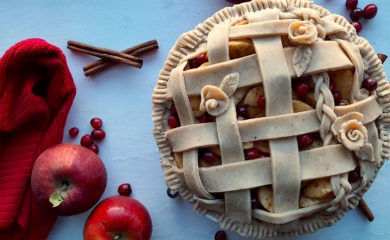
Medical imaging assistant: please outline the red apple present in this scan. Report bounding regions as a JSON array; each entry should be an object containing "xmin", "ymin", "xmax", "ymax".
[
  {"xmin": 84, "ymin": 196, "xmax": 152, "ymax": 240},
  {"xmin": 31, "ymin": 143, "xmax": 107, "ymax": 215}
]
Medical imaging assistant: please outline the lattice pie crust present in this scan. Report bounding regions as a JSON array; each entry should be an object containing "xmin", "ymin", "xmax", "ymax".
[{"xmin": 152, "ymin": 0, "xmax": 390, "ymax": 237}]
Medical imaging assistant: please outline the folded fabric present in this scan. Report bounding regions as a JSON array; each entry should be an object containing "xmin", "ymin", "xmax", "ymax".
[{"xmin": 0, "ymin": 38, "xmax": 76, "ymax": 239}]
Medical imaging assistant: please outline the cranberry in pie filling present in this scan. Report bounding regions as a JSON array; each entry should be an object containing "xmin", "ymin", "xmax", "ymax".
[{"xmin": 153, "ymin": 0, "xmax": 389, "ymax": 237}]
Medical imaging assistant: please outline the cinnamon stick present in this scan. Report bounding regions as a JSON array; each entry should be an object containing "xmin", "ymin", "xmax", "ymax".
[
  {"xmin": 84, "ymin": 40, "xmax": 158, "ymax": 76},
  {"xmin": 378, "ymin": 53, "xmax": 388, "ymax": 64},
  {"xmin": 68, "ymin": 40, "xmax": 142, "ymax": 64},
  {"xmin": 358, "ymin": 199, "xmax": 374, "ymax": 222},
  {"xmin": 67, "ymin": 45, "xmax": 142, "ymax": 68}
]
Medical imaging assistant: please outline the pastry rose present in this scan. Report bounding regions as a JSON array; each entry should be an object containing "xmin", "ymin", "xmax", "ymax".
[
  {"xmin": 200, "ymin": 85, "xmax": 230, "ymax": 117},
  {"xmin": 199, "ymin": 73, "xmax": 239, "ymax": 117},
  {"xmin": 288, "ymin": 21, "xmax": 318, "ymax": 45},
  {"xmin": 331, "ymin": 112, "xmax": 367, "ymax": 151}
]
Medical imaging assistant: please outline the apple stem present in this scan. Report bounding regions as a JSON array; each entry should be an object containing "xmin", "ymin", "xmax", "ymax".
[
  {"xmin": 114, "ymin": 234, "xmax": 121, "ymax": 240},
  {"xmin": 49, "ymin": 192, "xmax": 64, "ymax": 208}
]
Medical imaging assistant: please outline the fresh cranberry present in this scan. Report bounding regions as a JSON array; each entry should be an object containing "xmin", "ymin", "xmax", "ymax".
[
  {"xmin": 208, "ymin": 115, "xmax": 216, "ymax": 122},
  {"xmin": 351, "ymin": 21, "xmax": 362, "ymax": 33},
  {"xmin": 237, "ymin": 105, "xmax": 249, "ymax": 119},
  {"xmin": 168, "ymin": 115, "xmax": 180, "ymax": 128},
  {"xmin": 214, "ymin": 230, "xmax": 227, "ymax": 240},
  {"xmin": 202, "ymin": 151, "xmax": 219, "ymax": 165},
  {"xmin": 338, "ymin": 100, "xmax": 349, "ymax": 106},
  {"xmin": 188, "ymin": 58, "xmax": 198, "ymax": 69},
  {"xmin": 199, "ymin": 115, "xmax": 208, "ymax": 123},
  {"xmin": 259, "ymin": 152, "xmax": 269, "ymax": 158},
  {"xmin": 362, "ymin": 78, "xmax": 377, "ymax": 91},
  {"xmin": 68, "ymin": 127, "xmax": 79, "ymax": 137},
  {"xmin": 257, "ymin": 95, "xmax": 266, "ymax": 108},
  {"xmin": 189, "ymin": 53, "xmax": 208, "ymax": 69},
  {"xmin": 237, "ymin": 115, "xmax": 246, "ymax": 121},
  {"xmin": 245, "ymin": 148, "xmax": 260, "ymax": 160},
  {"xmin": 333, "ymin": 91, "xmax": 342, "ymax": 105},
  {"xmin": 90, "ymin": 117, "xmax": 103, "ymax": 129},
  {"xmin": 345, "ymin": 0, "xmax": 358, "ymax": 10},
  {"xmin": 348, "ymin": 167, "xmax": 361, "ymax": 182},
  {"xmin": 197, "ymin": 53, "xmax": 208, "ymax": 66},
  {"xmin": 329, "ymin": 80, "xmax": 336, "ymax": 93},
  {"xmin": 297, "ymin": 134, "xmax": 313, "ymax": 149},
  {"xmin": 167, "ymin": 188, "xmax": 179, "ymax": 198},
  {"xmin": 350, "ymin": 8, "xmax": 363, "ymax": 21},
  {"xmin": 295, "ymin": 82, "xmax": 310, "ymax": 97},
  {"xmin": 363, "ymin": 4, "xmax": 378, "ymax": 19},
  {"xmin": 199, "ymin": 113, "xmax": 215, "ymax": 123},
  {"xmin": 170, "ymin": 104, "xmax": 178, "ymax": 116},
  {"xmin": 89, "ymin": 144, "xmax": 99, "ymax": 154},
  {"xmin": 91, "ymin": 129, "xmax": 106, "ymax": 140},
  {"xmin": 118, "ymin": 183, "xmax": 132, "ymax": 196},
  {"xmin": 252, "ymin": 197, "xmax": 261, "ymax": 209},
  {"xmin": 378, "ymin": 53, "xmax": 387, "ymax": 64},
  {"xmin": 80, "ymin": 134, "xmax": 93, "ymax": 147}
]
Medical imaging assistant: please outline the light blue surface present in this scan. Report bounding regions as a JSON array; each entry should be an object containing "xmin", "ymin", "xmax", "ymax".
[{"xmin": 1, "ymin": 0, "xmax": 389, "ymax": 239}]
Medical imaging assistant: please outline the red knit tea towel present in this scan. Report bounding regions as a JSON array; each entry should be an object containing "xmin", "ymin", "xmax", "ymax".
[{"xmin": 0, "ymin": 39, "xmax": 76, "ymax": 239}]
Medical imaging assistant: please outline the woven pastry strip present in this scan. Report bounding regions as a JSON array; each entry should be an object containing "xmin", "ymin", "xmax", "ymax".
[
  {"xmin": 207, "ymin": 23, "xmax": 252, "ymax": 222},
  {"xmin": 166, "ymin": 96, "xmax": 382, "ymax": 152},
  {"xmin": 248, "ymin": 10, "xmax": 300, "ymax": 214},
  {"xmin": 171, "ymin": 41, "xmax": 353, "ymax": 98}
]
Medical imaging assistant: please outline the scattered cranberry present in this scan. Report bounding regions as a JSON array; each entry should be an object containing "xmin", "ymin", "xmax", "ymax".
[
  {"xmin": 90, "ymin": 117, "xmax": 103, "ymax": 129},
  {"xmin": 350, "ymin": 8, "xmax": 363, "ymax": 21},
  {"xmin": 362, "ymin": 78, "xmax": 377, "ymax": 91},
  {"xmin": 257, "ymin": 95, "xmax": 266, "ymax": 108},
  {"xmin": 91, "ymin": 129, "xmax": 106, "ymax": 140},
  {"xmin": 214, "ymin": 230, "xmax": 227, "ymax": 240},
  {"xmin": 170, "ymin": 104, "xmax": 178, "ymax": 116},
  {"xmin": 297, "ymin": 134, "xmax": 313, "ymax": 149},
  {"xmin": 118, "ymin": 183, "xmax": 132, "ymax": 196},
  {"xmin": 329, "ymin": 80, "xmax": 336, "ymax": 93},
  {"xmin": 68, "ymin": 127, "xmax": 79, "ymax": 137},
  {"xmin": 168, "ymin": 115, "xmax": 180, "ymax": 128},
  {"xmin": 295, "ymin": 82, "xmax": 310, "ymax": 97},
  {"xmin": 345, "ymin": 0, "xmax": 358, "ymax": 10},
  {"xmin": 348, "ymin": 167, "xmax": 361, "ymax": 182},
  {"xmin": 245, "ymin": 148, "xmax": 260, "ymax": 160},
  {"xmin": 189, "ymin": 53, "xmax": 208, "ymax": 69},
  {"xmin": 89, "ymin": 143, "xmax": 99, "ymax": 154},
  {"xmin": 363, "ymin": 4, "xmax": 377, "ymax": 19},
  {"xmin": 333, "ymin": 91, "xmax": 342, "ymax": 105},
  {"xmin": 351, "ymin": 21, "xmax": 362, "ymax": 33},
  {"xmin": 237, "ymin": 105, "xmax": 249, "ymax": 119},
  {"xmin": 167, "ymin": 188, "xmax": 179, "ymax": 198},
  {"xmin": 80, "ymin": 134, "xmax": 93, "ymax": 147}
]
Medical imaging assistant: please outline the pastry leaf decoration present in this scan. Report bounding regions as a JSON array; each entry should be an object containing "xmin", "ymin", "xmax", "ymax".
[{"xmin": 293, "ymin": 46, "xmax": 312, "ymax": 77}]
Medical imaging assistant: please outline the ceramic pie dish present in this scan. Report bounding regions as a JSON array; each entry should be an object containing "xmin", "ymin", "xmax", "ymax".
[{"xmin": 152, "ymin": 0, "xmax": 390, "ymax": 237}]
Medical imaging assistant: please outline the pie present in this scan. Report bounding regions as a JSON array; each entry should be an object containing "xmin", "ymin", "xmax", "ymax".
[{"xmin": 152, "ymin": 0, "xmax": 390, "ymax": 237}]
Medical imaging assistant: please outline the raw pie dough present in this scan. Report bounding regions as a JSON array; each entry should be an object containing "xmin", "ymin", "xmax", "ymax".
[{"xmin": 152, "ymin": 0, "xmax": 390, "ymax": 237}]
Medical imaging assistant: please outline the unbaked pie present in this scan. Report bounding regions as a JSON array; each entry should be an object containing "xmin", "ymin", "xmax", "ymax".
[{"xmin": 152, "ymin": 0, "xmax": 389, "ymax": 237}]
